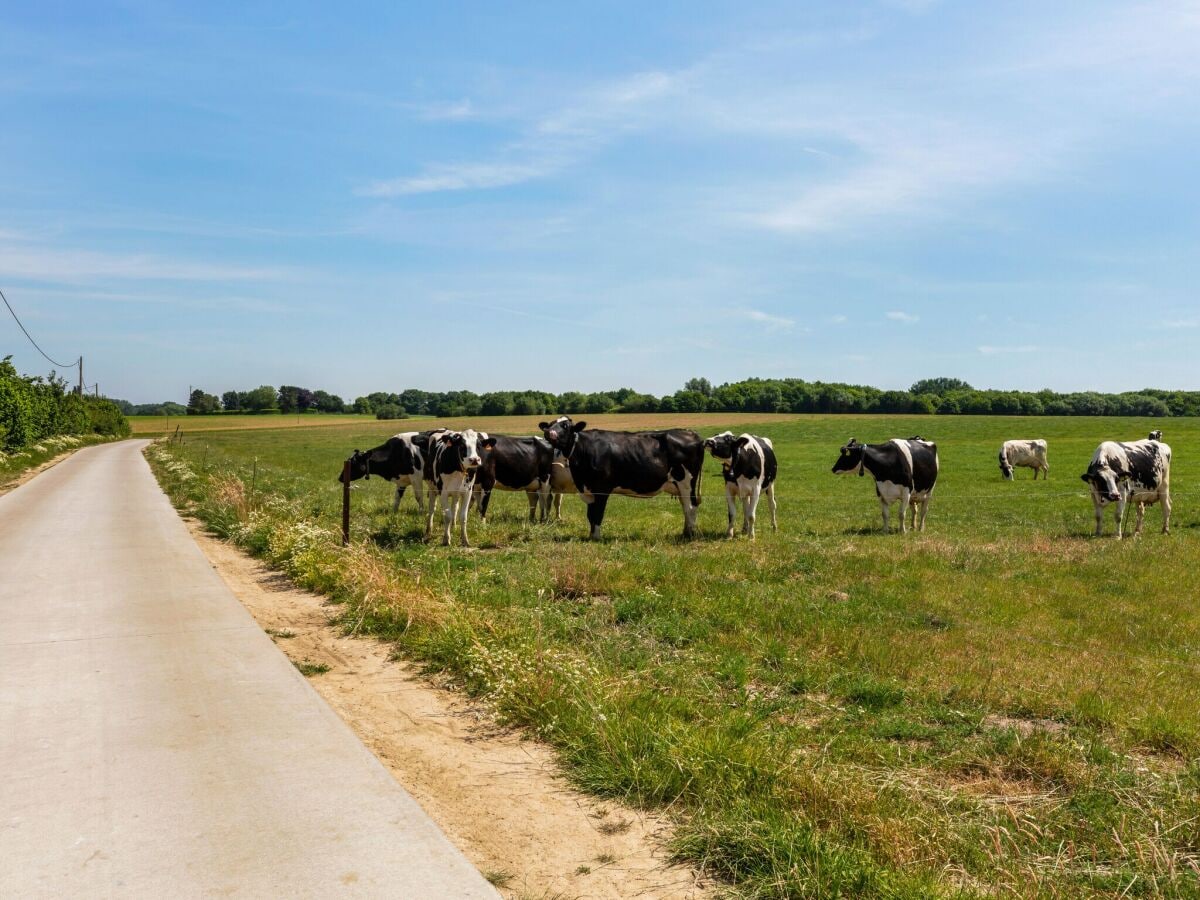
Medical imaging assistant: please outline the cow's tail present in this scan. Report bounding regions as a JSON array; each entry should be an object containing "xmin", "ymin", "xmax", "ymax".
[{"xmin": 691, "ymin": 460, "xmax": 703, "ymax": 507}]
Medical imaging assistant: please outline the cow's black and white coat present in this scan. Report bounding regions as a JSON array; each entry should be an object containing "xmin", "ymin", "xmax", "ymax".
[
  {"xmin": 339, "ymin": 430, "xmax": 443, "ymax": 512},
  {"xmin": 703, "ymin": 431, "xmax": 778, "ymax": 539},
  {"xmin": 1080, "ymin": 439, "xmax": 1171, "ymax": 538},
  {"xmin": 424, "ymin": 429, "xmax": 495, "ymax": 546},
  {"xmin": 538, "ymin": 416, "xmax": 703, "ymax": 539},
  {"xmin": 472, "ymin": 435, "xmax": 554, "ymax": 524},
  {"xmin": 998, "ymin": 439, "xmax": 1049, "ymax": 480},
  {"xmin": 831, "ymin": 437, "xmax": 939, "ymax": 533}
]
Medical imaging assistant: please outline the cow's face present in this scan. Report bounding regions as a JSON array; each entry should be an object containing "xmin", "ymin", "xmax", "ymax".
[
  {"xmin": 1081, "ymin": 464, "xmax": 1122, "ymax": 502},
  {"xmin": 539, "ymin": 416, "xmax": 585, "ymax": 455},
  {"xmin": 703, "ymin": 431, "xmax": 737, "ymax": 462},
  {"xmin": 1149, "ymin": 430, "xmax": 1163, "ymax": 442},
  {"xmin": 440, "ymin": 429, "xmax": 495, "ymax": 472},
  {"xmin": 999, "ymin": 450, "xmax": 1014, "ymax": 480},
  {"xmin": 339, "ymin": 449, "xmax": 370, "ymax": 483},
  {"xmin": 832, "ymin": 439, "xmax": 865, "ymax": 476}
]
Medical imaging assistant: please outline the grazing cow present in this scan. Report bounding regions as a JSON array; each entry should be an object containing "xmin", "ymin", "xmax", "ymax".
[
  {"xmin": 831, "ymin": 437, "xmax": 939, "ymax": 533},
  {"xmin": 425, "ymin": 429, "xmax": 496, "ymax": 546},
  {"xmin": 703, "ymin": 431, "xmax": 778, "ymax": 539},
  {"xmin": 547, "ymin": 446, "xmax": 577, "ymax": 521},
  {"xmin": 338, "ymin": 430, "xmax": 445, "ymax": 512},
  {"xmin": 998, "ymin": 439, "xmax": 1049, "ymax": 481},
  {"xmin": 473, "ymin": 435, "xmax": 554, "ymax": 524},
  {"xmin": 538, "ymin": 416, "xmax": 704, "ymax": 540},
  {"xmin": 1149, "ymin": 430, "xmax": 1163, "ymax": 442},
  {"xmin": 1080, "ymin": 439, "xmax": 1171, "ymax": 538}
]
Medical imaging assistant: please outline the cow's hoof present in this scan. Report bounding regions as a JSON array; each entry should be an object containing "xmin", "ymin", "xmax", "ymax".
[{"xmin": 725, "ymin": 531, "xmax": 735, "ymax": 540}]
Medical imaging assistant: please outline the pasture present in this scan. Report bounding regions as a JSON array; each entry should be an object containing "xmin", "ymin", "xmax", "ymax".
[
  {"xmin": 149, "ymin": 414, "xmax": 1200, "ymax": 899},
  {"xmin": 127, "ymin": 412, "xmax": 378, "ymax": 434}
]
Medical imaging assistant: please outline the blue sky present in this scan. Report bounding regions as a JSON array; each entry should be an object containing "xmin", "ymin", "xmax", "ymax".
[{"xmin": 2, "ymin": 1, "xmax": 1199, "ymax": 402}]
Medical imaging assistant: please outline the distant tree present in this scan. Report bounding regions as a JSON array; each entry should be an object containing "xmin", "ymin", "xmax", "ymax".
[
  {"xmin": 312, "ymin": 390, "xmax": 344, "ymax": 413},
  {"xmin": 277, "ymin": 385, "xmax": 301, "ymax": 414},
  {"xmin": 352, "ymin": 396, "xmax": 373, "ymax": 414},
  {"xmin": 221, "ymin": 390, "xmax": 242, "ymax": 411},
  {"xmin": 241, "ymin": 385, "xmax": 277, "ymax": 412},
  {"xmin": 910, "ymin": 377, "xmax": 974, "ymax": 395},
  {"xmin": 375, "ymin": 404, "xmax": 407, "ymax": 420},
  {"xmin": 296, "ymin": 388, "xmax": 316, "ymax": 412},
  {"xmin": 684, "ymin": 377, "xmax": 714, "ymax": 397},
  {"xmin": 186, "ymin": 389, "xmax": 221, "ymax": 415}
]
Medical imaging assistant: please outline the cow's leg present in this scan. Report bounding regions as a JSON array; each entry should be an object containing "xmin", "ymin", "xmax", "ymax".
[
  {"xmin": 725, "ymin": 482, "xmax": 737, "ymax": 539},
  {"xmin": 917, "ymin": 495, "xmax": 931, "ymax": 532},
  {"xmin": 411, "ymin": 476, "xmax": 425, "ymax": 514},
  {"xmin": 553, "ymin": 491, "xmax": 563, "ymax": 521},
  {"xmin": 767, "ymin": 483, "xmax": 778, "ymax": 531},
  {"xmin": 1032, "ymin": 467, "xmax": 1039, "ymax": 481},
  {"xmin": 880, "ymin": 497, "xmax": 891, "ymax": 533},
  {"xmin": 746, "ymin": 483, "xmax": 762, "ymax": 540},
  {"xmin": 425, "ymin": 483, "xmax": 438, "ymax": 537},
  {"xmin": 1114, "ymin": 495, "xmax": 1127, "ymax": 540},
  {"xmin": 440, "ymin": 488, "xmax": 455, "ymax": 546},
  {"xmin": 1133, "ymin": 501, "xmax": 1146, "ymax": 537},
  {"xmin": 908, "ymin": 496, "xmax": 918, "ymax": 531},
  {"xmin": 458, "ymin": 484, "xmax": 473, "ymax": 547},
  {"xmin": 1092, "ymin": 496, "xmax": 1104, "ymax": 537},
  {"xmin": 392, "ymin": 484, "xmax": 406, "ymax": 513},
  {"xmin": 586, "ymin": 493, "xmax": 609, "ymax": 540},
  {"xmin": 898, "ymin": 489, "xmax": 911, "ymax": 534},
  {"xmin": 476, "ymin": 485, "xmax": 491, "ymax": 525},
  {"xmin": 537, "ymin": 480, "xmax": 551, "ymax": 523},
  {"xmin": 526, "ymin": 488, "xmax": 540, "ymax": 523},
  {"xmin": 677, "ymin": 486, "xmax": 697, "ymax": 539},
  {"xmin": 1161, "ymin": 491, "xmax": 1171, "ymax": 534}
]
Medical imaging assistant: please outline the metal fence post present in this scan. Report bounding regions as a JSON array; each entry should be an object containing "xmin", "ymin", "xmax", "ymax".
[{"xmin": 341, "ymin": 459, "xmax": 351, "ymax": 546}]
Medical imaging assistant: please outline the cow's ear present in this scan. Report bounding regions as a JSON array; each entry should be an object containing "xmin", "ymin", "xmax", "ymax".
[
  {"xmin": 736, "ymin": 436, "xmax": 751, "ymax": 447},
  {"xmin": 537, "ymin": 421, "xmax": 549, "ymax": 431},
  {"xmin": 441, "ymin": 434, "xmax": 454, "ymax": 445},
  {"xmin": 1080, "ymin": 473, "xmax": 1090, "ymax": 483},
  {"xmin": 482, "ymin": 437, "xmax": 497, "ymax": 448},
  {"xmin": 573, "ymin": 421, "xmax": 587, "ymax": 432}
]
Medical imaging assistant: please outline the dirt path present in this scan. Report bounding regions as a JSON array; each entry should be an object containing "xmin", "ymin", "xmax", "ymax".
[{"xmin": 185, "ymin": 518, "xmax": 710, "ymax": 900}]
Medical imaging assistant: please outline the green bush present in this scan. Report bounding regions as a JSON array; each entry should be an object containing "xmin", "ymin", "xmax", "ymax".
[{"xmin": 0, "ymin": 356, "xmax": 129, "ymax": 451}]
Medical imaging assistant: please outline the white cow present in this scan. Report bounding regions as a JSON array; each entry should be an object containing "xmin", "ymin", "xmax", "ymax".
[
  {"xmin": 998, "ymin": 439, "xmax": 1049, "ymax": 480},
  {"xmin": 1080, "ymin": 439, "xmax": 1171, "ymax": 538},
  {"xmin": 426, "ymin": 429, "xmax": 495, "ymax": 547}
]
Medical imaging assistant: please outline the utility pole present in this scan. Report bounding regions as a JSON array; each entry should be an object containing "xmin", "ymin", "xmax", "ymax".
[{"xmin": 78, "ymin": 357, "xmax": 83, "ymax": 397}]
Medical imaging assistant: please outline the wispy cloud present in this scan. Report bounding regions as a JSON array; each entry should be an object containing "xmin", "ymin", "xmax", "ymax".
[
  {"xmin": 0, "ymin": 243, "xmax": 291, "ymax": 283},
  {"xmin": 978, "ymin": 344, "xmax": 1038, "ymax": 355},
  {"xmin": 886, "ymin": 310, "xmax": 919, "ymax": 324},
  {"xmin": 739, "ymin": 308, "xmax": 796, "ymax": 331},
  {"xmin": 360, "ymin": 70, "xmax": 684, "ymax": 197},
  {"xmin": 1162, "ymin": 318, "xmax": 1199, "ymax": 329}
]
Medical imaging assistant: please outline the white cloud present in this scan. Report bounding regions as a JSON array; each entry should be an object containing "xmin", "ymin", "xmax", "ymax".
[
  {"xmin": 740, "ymin": 308, "xmax": 796, "ymax": 331},
  {"xmin": 978, "ymin": 344, "xmax": 1038, "ymax": 355},
  {"xmin": 886, "ymin": 310, "xmax": 919, "ymax": 324},
  {"xmin": 360, "ymin": 161, "xmax": 558, "ymax": 197},
  {"xmin": 0, "ymin": 243, "xmax": 290, "ymax": 283},
  {"xmin": 1162, "ymin": 318, "xmax": 1199, "ymax": 328},
  {"xmin": 827, "ymin": 314, "xmax": 848, "ymax": 324},
  {"xmin": 419, "ymin": 99, "xmax": 475, "ymax": 121}
]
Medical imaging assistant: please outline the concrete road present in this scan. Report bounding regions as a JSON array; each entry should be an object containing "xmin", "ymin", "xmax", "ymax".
[{"xmin": 0, "ymin": 440, "xmax": 497, "ymax": 899}]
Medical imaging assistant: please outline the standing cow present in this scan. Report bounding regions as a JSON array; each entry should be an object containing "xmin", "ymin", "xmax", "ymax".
[
  {"xmin": 473, "ymin": 435, "xmax": 554, "ymax": 524},
  {"xmin": 338, "ymin": 429, "xmax": 443, "ymax": 512},
  {"xmin": 703, "ymin": 431, "xmax": 778, "ymax": 539},
  {"xmin": 425, "ymin": 429, "xmax": 495, "ymax": 546},
  {"xmin": 538, "ymin": 416, "xmax": 704, "ymax": 540},
  {"xmin": 547, "ymin": 446, "xmax": 577, "ymax": 521},
  {"xmin": 831, "ymin": 437, "xmax": 939, "ymax": 533},
  {"xmin": 1080, "ymin": 439, "xmax": 1171, "ymax": 538},
  {"xmin": 998, "ymin": 439, "xmax": 1049, "ymax": 480}
]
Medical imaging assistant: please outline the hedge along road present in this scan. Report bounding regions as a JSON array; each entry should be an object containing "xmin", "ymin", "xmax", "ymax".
[{"xmin": 0, "ymin": 439, "xmax": 496, "ymax": 898}]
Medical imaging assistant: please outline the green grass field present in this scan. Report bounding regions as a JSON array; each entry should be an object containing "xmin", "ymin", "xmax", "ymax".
[{"xmin": 148, "ymin": 414, "xmax": 1200, "ymax": 899}]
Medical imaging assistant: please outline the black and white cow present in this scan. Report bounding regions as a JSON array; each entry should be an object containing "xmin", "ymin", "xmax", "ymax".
[
  {"xmin": 473, "ymin": 435, "xmax": 554, "ymax": 524},
  {"xmin": 1080, "ymin": 439, "xmax": 1172, "ymax": 538},
  {"xmin": 831, "ymin": 437, "xmax": 939, "ymax": 533},
  {"xmin": 703, "ymin": 431, "xmax": 778, "ymax": 539},
  {"xmin": 998, "ymin": 439, "xmax": 1049, "ymax": 481},
  {"xmin": 1149, "ymin": 430, "xmax": 1163, "ymax": 442},
  {"xmin": 547, "ymin": 446, "xmax": 577, "ymax": 521},
  {"xmin": 338, "ymin": 429, "xmax": 445, "ymax": 512},
  {"xmin": 538, "ymin": 416, "xmax": 704, "ymax": 540},
  {"xmin": 425, "ymin": 429, "xmax": 496, "ymax": 546}
]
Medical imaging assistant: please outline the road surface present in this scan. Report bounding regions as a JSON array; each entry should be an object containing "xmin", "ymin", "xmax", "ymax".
[{"xmin": 0, "ymin": 440, "xmax": 497, "ymax": 898}]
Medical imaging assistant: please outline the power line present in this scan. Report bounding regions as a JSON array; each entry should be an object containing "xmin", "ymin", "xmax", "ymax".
[{"xmin": 0, "ymin": 286, "xmax": 79, "ymax": 370}]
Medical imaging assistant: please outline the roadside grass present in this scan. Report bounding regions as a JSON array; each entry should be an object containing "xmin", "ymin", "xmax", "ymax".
[
  {"xmin": 294, "ymin": 659, "xmax": 331, "ymax": 677},
  {"xmin": 147, "ymin": 414, "xmax": 1200, "ymax": 898},
  {"xmin": 0, "ymin": 433, "xmax": 113, "ymax": 489}
]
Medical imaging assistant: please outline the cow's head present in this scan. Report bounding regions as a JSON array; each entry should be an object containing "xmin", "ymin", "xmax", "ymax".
[
  {"xmin": 703, "ymin": 431, "xmax": 738, "ymax": 463},
  {"xmin": 338, "ymin": 449, "xmax": 371, "ymax": 484},
  {"xmin": 1149, "ymin": 430, "xmax": 1163, "ymax": 442},
  {"xmin": 439, "ymin": 429, "xmax": 495, "ymax": 472},
  {"xmin": 998, "ymin": 448, "xmax": 1014, "ymax": 480},
  {"xmin": 832, "ymin": 439, "xmax": 866, "ymax": 476},
  {"xmin": 1081, "ymin": 462, "xmax": 1123, "ymax": 502},
  {"xmin": 539, "ymin": 416, "xmax": 585, "ymax": 456}
]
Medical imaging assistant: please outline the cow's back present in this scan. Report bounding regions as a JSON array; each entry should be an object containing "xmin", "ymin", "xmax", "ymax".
[{"xmin": 905, "ymin": 439, "xmax": 939, "ymax": 495}]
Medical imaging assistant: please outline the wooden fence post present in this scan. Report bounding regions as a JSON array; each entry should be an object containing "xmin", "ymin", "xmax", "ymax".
[{"xmin": 341, "ymin": 459, "xmax": 351, "ymax": 546}]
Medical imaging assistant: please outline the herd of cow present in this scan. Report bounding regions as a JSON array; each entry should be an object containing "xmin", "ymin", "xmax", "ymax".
[{"xmin": 338, "ymin": 419, "xmax": 1173, "ymax": 545}]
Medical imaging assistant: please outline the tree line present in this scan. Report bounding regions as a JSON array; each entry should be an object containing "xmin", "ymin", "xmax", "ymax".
[
  {"xmin": 118, "ymin": 375, "xmax": 1200, "ymax": 420},
  {"xmin": 0, "ymin": 357, "xmax": 130, "ymax": 452}
]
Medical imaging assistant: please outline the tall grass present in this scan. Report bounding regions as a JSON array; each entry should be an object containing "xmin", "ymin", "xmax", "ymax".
[{"xmin": 148, "ymin": 414, "xmax": 1200, "ymax": 898}]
